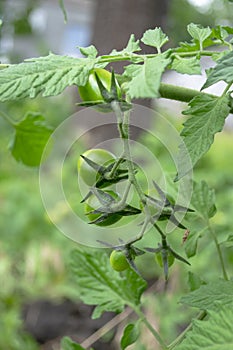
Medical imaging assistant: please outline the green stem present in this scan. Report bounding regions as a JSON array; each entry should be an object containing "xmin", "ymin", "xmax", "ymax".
[
  {"xmin": 208, "ymin": 221, "xmax": 228, "ymax": 281},
  {"xmin": 0, "ymin": 111, "xmax": 15, "ymax": 126},
  {"xmin": 159, "ymin": 83, "xmax": 215, "ymax": 103},
  {"xmin": 134, "ymin": 306, "xmax": 168, "ymax": 349},
  {"xmin": 167, "ymin": 310, "xmax": 207, "ymax": 349}
]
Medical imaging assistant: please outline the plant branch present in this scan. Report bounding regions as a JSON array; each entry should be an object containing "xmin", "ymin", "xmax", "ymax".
[{"xmin": 208, "ymin": 221, "xmax": 229, "ymax": 281}]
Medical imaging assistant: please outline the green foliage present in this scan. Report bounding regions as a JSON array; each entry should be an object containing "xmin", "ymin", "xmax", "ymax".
[
  {"xmin": 176, "ymin": 305, "xmax": 233, "ymax": 350},
  {"xmin": 180, "ymin": 280, "xmax": 233, "ymax": 310},
  {"xmin": 121, "ymin": 322, "xmax": 140, "ymax": 349},
  {"xmin": 70, "ymin": 249, "xmax": 147, "ymax": 319},
  {"xmin": 61, "ymin": 337, "xmax": 85, "ymax": 350},
  {"xmin": 176, "ymin": 95, "xmax": 230, "ymax": 179},
  {"xmin": 10, "ymin": 112, "xmax": 53, "ymax": 166}
]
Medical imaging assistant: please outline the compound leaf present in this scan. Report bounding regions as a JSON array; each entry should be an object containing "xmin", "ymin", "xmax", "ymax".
[
  {"xmin": 70, "ymin": 249, "xmax": 147, "ymax": 319},
  {"xmin": 0, "ymin": 53, "xmax": 96, "ymax": 101},
  {"xmin": 180, "ymin": 279, "xmax": 233, "ymax": 310},
  {"xmin": 176, "ymin": 94, "xmax": 230, "ymax": 180},
  {"xmin": 176, "ymin": 305, "xmax": 233, "ymax": 350}
]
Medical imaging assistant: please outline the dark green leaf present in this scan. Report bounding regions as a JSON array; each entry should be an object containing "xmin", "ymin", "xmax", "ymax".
[
  {"xmin": 121, "ymin": 323, "xmax": 140, "ymax": 349},
  {"xmin": 191, "ymin": 181, "xmax": 216, "ymax": 221},
  {"xmin": 202, "ymin": 50, "xmax": 233, "ymax": 89},
  {"xmin": 61, "ymin": 336, "xmax": 85, "ymax": 350},
  {"xmin": 184, "ymin": 231, "xmax": 201, "ymax": 258},
  {"xmin": 188, "ymin": 272, "xmax": 206, "ymax": 292},
  {"xmin": 176, "ymin": 305, "xmax": 233, "ymax": 350},
  {"xmin": 176, "ymin": 95, "xmax": 230, "ymax": 180},
  {"xmin": 70, "ymin": 249, "xmax": 147, "ymax": 319},
  {"xmin": 10, "ymin": 112, "xmax": 53, "ymax": 166},
  {"xmin": 180, "ymin": 279, "xmax": 233, "ymax": 310}
]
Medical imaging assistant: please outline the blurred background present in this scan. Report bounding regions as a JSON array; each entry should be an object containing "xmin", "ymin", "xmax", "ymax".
[{"xmin": 0, "ymin": 1, "xmax": 233, "ymax": 349}]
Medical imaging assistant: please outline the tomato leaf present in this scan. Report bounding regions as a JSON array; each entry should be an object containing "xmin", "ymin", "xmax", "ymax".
[
  {"xmin": 121, "ymin": 322, "xmax": 140, "ymax": 349},
  {"xmin": 124, "ymin": 54, "xmax": 171, "ymax": 98},
  {"xmin": 70, "ymin": 249, "xmax": 147, "ymax": 319},
  {"xmin": 188, "ymin": 272, "xmax": 206, "ymax": 292},
  {"xmin": 176, "ymin": 94, "xmax": 230, "ymax": 180},
  {"xmin": 180, "ymin": 279, "xmax": 233, "ymax": 310},
  {"xmin": 141, "ymin": 27, "xmax": 169, "ymax": 51},
  {"xmin": 184, "ymin": 231, "xmax": 201, "ymax": 258},
  {"xmin": 79, "ymin": 45, "xmax": 98, "ymax": 58},
  {"xmin": 202, "ymin": 50, "xmax": 233, "ymax": 89},
  {"xmin": 187, "ymin": 23, "xmax": 212, "ymax": 49},
  {"xmin": 9, "ymin": 112, "xmax": 53, "ymax": 166},
  {"xmin": 171, "ymin": 56, "xmax": 201, "ymax": 75},
  {"xmin": 191, "ymin": 181, "xmax": 216, "ymax": 221},
  {"xmin": 175, "ymin": 305, "xmax": 233, "ymax": 350},
  {"xmin": 0, "ymin": 53, "xmax": 97, "ymax": 101},
  {"xmin": 61, "ymin": 337, "xmax": 85, "ymax": 350}
]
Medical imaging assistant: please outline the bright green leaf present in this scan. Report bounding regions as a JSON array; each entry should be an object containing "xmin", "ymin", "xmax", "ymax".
[
  {"xmin": 176, "ymin": 305, "xmax": 233, "ymax": 350},
  {"xmin": 61, "ymin": 337, "xmax": 85, "ymax": 350},
  {"xmin": 202, "ymin": 50, "xmax": 233, "ymax": 89},
  {"xmin": 191, "ymin": 181, "xmax": 216, "ymax": 221},
  {"xmin": 171, "ymin": 57, "xmax": 201, "ymax": 75},
  {"xmin": 180, "ymin": 279, "xmax": 233, "ymax": 310},
  {"xmin": 70, "ymin": 249, "xmax": 147, "ymax": 319},
  {"xmin": 187, "ymin": 23, "xmax": 212, "ymax": 49},
  {"xmin": 9, "ymin": 112, "xmax": 53, "ymax": 166},
  {"xmin": 141, "ymin": 28, "xmax": 169, "ymax": 51},
  {"xmin": 0, "ymin": 53, "xmax": 97, "ymax": 101},
  {"xmin": 121, "ymin": 323, "xmax": 140, "ymax": 349},
  {"xmin": 124, "ymin": 54, "xmax": 170, "ymax": 98},
  {"xmin": 176, "ymin": 94, "xmax": 230, "ymax": 179}
]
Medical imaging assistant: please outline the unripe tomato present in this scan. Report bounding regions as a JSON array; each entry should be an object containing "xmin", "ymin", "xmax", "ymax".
[
  {"xmin": 110, "ymin": 250, "xmax": 129, "ymax": 271},
  {"xmin": 85, "ymin": 190, "xmax": 121, "ymax": 226},
  {"xmin": 77, "ymin": 148, "xmax": 115, "ymax": 186},
  {"xmin": 155, "ymin": 250, "xmax": 175, "ymax": 268},
  {"xmin": 78, "ymin": 68, "xmax": 122, "ymax": 112}
]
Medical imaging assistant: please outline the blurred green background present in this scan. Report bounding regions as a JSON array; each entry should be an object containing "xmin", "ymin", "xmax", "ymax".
[{"xmin": 0, "ymin": 0, "xmax": 233, "ymax": 349}]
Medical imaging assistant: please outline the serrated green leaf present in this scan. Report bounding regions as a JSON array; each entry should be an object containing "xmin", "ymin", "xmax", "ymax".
[
  {"xmin": 61, "ymin": 337, "xmax": 85, "ymax": 350},
  {"xmin": 176, "ymin": 95, "xmax": 230, "ymax": 179},
  {"xmin": 176, "ymin": 305, "xmax": 233, "ymax": 350},
  {"xmin": 171, "ymin": 57, "xmax": 201, "ymax": 75},
  {"xmin": 79, "ymin": 45, "xmax": 98, "ymax": 58},
  {"xmin": 141, "ymin": 28, "xmax": 169, "ymax": 51},
  {"xmin": 184, "ymin": 231, "xmax": 201, "ymax": 258},
  {"xmin": 202, "ymin": 50, "xmax": 233, "ymax": 89},
  {"xmin": 110, "ymin": 34, "xmax": 141, "ymax": 56},
  {"xmin": 188, "ymin": 272, "xmax": 206, "ymax": 292},
  {"xmin": 187, "ymin": 23, "xmax": 212, "ymax": 49},
  {"xmin": 180, "ymin": 279, "xmax": 233, "ymax": 310},
  {"xmin": 9, "ymin": 112, "xmax": 53, "ymax": 166},
  {"xmin": 124, "ymin": 54, "xmax": 170, "ymax": 98},
  {"xmin": 0, "ymin": 53, "xmax": 96, "ymax": 101},
  {"xmin": 191, "ymin": 181, "xmax": 216, "ymax": 221},
  {"xmin": 121, "ymin": 323, "xmax": 140, "ymax": 350},
  {"xmin": 70, "ymin": 249, "xmax": 147, "ymax": 319}
]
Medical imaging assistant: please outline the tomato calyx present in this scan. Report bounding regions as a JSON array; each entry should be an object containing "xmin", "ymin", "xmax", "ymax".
[
  {"xmin": 144, "ymin": 181, "xmax": 194, "ymax": 230},
  {"xmin": 84, "ymin": 187, "xmax": 141, "ymax": 226},
  {"xmin": 145, "ymin": 242, "xmax": 190, "ymax": 280}
]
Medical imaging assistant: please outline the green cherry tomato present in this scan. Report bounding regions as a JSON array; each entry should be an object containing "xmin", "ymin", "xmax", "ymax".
[
  {"xmin": 78, "ymin": 68, "xmax": 122, "ymax": 112},
  {"xmin": 85, "ymin": 190, "xmax": 122, "ymax": 226},
  {"xmin": 77, "ymin": 148, "xmax": 116, "ymax": 186},
  {"xmin": 110, "ymin": 250, "xmax": 129, "ymax": 272},
  {"xmin": 155, "ymin": 250, "xmax": 175, "ymax": 268}
]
